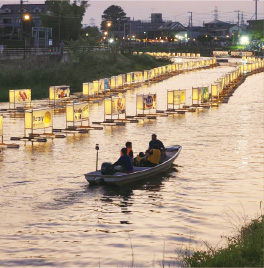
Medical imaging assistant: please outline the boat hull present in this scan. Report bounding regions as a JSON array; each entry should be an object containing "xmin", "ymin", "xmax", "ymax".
[{"xmin": 85, "ymin": 145, "xmax": 181, "ymax": 186}]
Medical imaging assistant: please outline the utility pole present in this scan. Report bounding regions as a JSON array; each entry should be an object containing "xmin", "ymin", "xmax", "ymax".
[
  {"xmin": 235, "ymin": 10, "xmax": 240, "ymax": 27},
  {"xmin": 188, "ymin": 11, "xmax": 192, "ymax": 27},
  {"xmin": 255, "ymin": 0, "xmax": 258, "ymax": 20},
  {"xmin": 214, "ymin": 6, "xmax": 218, "ymax": 21},
  {"xmin": 20, "ymin": 0, "xmax": 23, "ymax": 41}
]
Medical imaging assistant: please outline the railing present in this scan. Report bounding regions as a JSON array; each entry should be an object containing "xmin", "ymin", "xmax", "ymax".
[{"xmin": 0, "ymin": 46, "xmax": 110, "ymax": 59}]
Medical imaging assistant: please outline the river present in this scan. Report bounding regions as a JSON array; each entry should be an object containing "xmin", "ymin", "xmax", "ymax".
[{"xmin": 0, "ymin": 62, "xmax": 263, "ymax": 267}]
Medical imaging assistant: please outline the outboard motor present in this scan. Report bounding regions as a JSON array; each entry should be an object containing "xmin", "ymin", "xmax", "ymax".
[{"xmin": 101, "ymin": 162, "xmax": 115, "ymax": 175}]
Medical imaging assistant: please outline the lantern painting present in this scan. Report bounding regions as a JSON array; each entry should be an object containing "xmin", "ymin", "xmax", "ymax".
[
  {"xmin": 167, "ymin": 90, "xmax": 186, "ymax": 110},
  {"xmin": 104, "ymin": 95, "xmax": 126, "ymax": 120},
  {"xmin": 49, "ymin": 86, "xmax": 70, "ymax": 101},
  {"xmin": 25, "ymin": 108, "xmax": 53, "ymax": 131},
  {"xmin": 9, "ymin": 89, "xmax": 31, "ymax": 109},
  {"xmin": 66, "ymin": 102, "xmax": 89, "ymax": 127},
  {"xmin": 144, "ymin": 94, "xmax": 156, "ymax": 110}
]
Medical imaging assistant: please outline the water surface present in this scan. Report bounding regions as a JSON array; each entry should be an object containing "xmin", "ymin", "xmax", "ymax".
[{"xmin": 0, "ymin": 63, "xmax": 263, "ymax": 267}]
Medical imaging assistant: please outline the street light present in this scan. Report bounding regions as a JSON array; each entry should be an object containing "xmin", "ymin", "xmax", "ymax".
[
  {"xmin": 106, "ymin": 21, "xmax": 112, "ymax": 28},
  {"xmin": 22, "ymin": 13, "xmax": 32, "ymax": 59}
]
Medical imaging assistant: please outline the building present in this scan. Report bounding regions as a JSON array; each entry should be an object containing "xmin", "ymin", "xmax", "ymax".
[
  {"xmin": 112, "ymin": 13, "xmax": 186, "ymax": 42},
  {"xmin": 0, "ymin": 2, "xmax": 51, "ymax": 47}
]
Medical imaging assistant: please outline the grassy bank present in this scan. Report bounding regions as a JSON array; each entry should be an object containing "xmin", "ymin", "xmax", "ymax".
[
  {"xmin": 183, "ymin": 215, "xmax": 264, "ymax": 267},
  {"xmin": 0, "ymin": 51, "xmax": 170, "ymax": 102}
]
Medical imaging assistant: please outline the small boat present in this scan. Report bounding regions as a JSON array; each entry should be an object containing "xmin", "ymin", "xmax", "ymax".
[{"xmin": 85, "ymin": 145, "xmax": 182, "ymax": 186}]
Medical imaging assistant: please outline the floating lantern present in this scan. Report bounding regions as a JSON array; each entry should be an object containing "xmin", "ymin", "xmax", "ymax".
[
  {"xmin": 9, "ymin": 89, "xmax": 31, "ymax": 109},
  {"xmin": 136, "ymin": 93, "xmax": 156, "ymax": 115},
  {"xmin": 66, "ymin": 102, "xmax": 89, "ymax": 128},
  {"xmin": 25, "ymin": 107, "xmax": 53, "ymax": 136},
  {"xmin": 49, "ymin": 85, "xmax": 70, "ymax": 105},
  {"xmin": 104, "ymin": 94, "xmax": 126, "ymax": 121},
  {"xmin": 93, "ymin": 81, "xmax": 99, "ymax": 95},
  {"xmin": 192, "ymin": 86, "xmax": 209, "ymax": 105},
  {"xmin": 167, "ymin": 89, "xmax": 186, "ymax": 110},
  {"xmin": 110, "ymin": 76, "xmax": 117, "ymax": 90},
  {"xmin": 117, "ymin": 74, "xmax": 123, "ymax": 88},
  {"xmin": 0, "ymin": 115, "xmax": 3, "ymax": 143}
]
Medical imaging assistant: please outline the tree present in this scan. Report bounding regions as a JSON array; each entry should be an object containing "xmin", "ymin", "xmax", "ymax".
[
  {"xmin": 101, "ymin": 5, "xmax": 126, "ymax": 32},
  {"xmin": 81, "ymin": 26, "xmax": 101, "ymax": 45},
  {"xmin": 41, "ymin": 0, "xmax": 89, "ymax": 45}
]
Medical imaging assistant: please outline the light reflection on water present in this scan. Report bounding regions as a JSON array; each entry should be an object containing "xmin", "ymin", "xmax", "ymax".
[{"xmin": 0, "ymin": 65, "xmax": 263, "ymax": 267}]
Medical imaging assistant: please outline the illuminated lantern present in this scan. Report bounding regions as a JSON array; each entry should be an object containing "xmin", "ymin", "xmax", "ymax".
[
  {"xmin": 104, "ymin": 95, "xmax": 126, "ymax": 121},
  {"xmin": 0, "ymin": 115, "xmax": 3, "ymax": 143},
  {"xmin": 66, "ymin": 102, "xmax": 89, "ymax": 128},
  {"xmin": 110, "ymin": 76, "xmax": 117, "ymax": 90},
  {"xmin": 25, "ymin": 107, "xmax": 53, "ymax": 135},
  {"xmin": 9, "ymin": 89, "xmax": 31, "ymax": 109},
  {"xmin": 93, "ymin": 81, "xmax": 99, "ymax": 95},
  {"xmin": 167, "ymin": 90, "xmax": 186, "ymax": 110},
  {"xmin": 136, "ymin": 93, "xmax": 156, "ymax": 115},
  {"xmin": 49, "ymin": 85, "xmax": 70, "ymax": 105}
]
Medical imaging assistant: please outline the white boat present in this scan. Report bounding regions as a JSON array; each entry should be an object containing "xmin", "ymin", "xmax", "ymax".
[{"xmin": 85, "ymin": 145, "xmax": 182, "ymax": 186}]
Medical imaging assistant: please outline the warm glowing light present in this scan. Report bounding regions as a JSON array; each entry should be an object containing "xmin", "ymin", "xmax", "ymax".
[
  {"xmin": 240, "ymin": 36, "xmax": 250, "ymax": 45},
  {"xmin": 109, "ymin": 38, "xmax": 114, "ymax": 43},
  {"xmin": 106, "ymin": 21, "xmax": 112, "ymax": 27},
  {"xmin": 23, "ymin": 14, "xmax": 30, "ymax": 20},
  {"xmin": 103, "ymin": 31, "xmax": 108, "ymax": 36}
]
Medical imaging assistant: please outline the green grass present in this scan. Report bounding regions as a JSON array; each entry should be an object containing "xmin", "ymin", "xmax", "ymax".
[
  {"xmin": 183, "ymin": 215, "xmax": 264, "ymax": 267},
  {"xmin": 0, "ymin": 51, "xmax": 170, "ymax": 102}
]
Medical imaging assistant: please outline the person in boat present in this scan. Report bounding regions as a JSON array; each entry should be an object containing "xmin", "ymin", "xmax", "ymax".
[
  {"xmin": 133, "ymin": 152, "xmax": 145, "ymax": 167},
  {"xmin": 112, "ymin": 148, "xmax": 134, "ymax": 173},
  {"xmin": 125, "ymin": 141, "xmax": 134, "ymax": 160},
  {"xmin": 148, "ymin": 133, "xmax": 166, "ymax": 159},
  {"xmin": 142, "ymin": 144, "xmax": 161, "ymax": 167}
]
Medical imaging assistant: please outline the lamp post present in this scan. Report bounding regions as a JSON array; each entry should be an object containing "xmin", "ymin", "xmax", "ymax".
[{"xmin": 22, "ymin": 13, "xmax": 31, "ymax": 59}]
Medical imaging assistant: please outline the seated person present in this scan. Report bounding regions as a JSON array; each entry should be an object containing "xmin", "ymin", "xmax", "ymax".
[
  {"xmin": 125, "ymin": 141, "xmax": 134, "ymax": 160},
  {"xmin": 133, "ymin": 152, "xmax": 145, "ymax": 167},
  {"xmin": 142, "ymin": 145, "xmax": 161, "ymax": 167},
  {"xmin": 112, "ymin": 148, "xmax": 134, "ymax": 173},
  {"xmin": 148, "ymin": 134, "xmax": 166, "ymax": 159}
]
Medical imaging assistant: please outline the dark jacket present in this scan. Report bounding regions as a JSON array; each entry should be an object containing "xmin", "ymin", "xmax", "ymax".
[
  {"xmin": 149, "ymin": 139, "xmax": 165, "ymax": 151},
  {"xmin": 113, "ymin": 154, "xmax": 134, "ymax": 172}
]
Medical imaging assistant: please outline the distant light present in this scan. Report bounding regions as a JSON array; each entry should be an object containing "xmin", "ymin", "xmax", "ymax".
[
  {"xmin": 143, "ymin": 32, "xmax": 146, "ymax": 34},
  {"xmin": 240, "ymin": 35, "xmax": 250, "ymax": 45},
  {"xmin": 109, "ymin": 38, "xmax": 114, "ymax": 43},
  {"xmin": 132, "ymin": 35, "xmax": 136, "ymax": 38},
  {"xmin": 226, "ymin": 35, "xmax": 229, "ymax": 38},
  {"xmin": 214, "ymin": 37, "xmax": 217, "ymax": 40},
  {"xmin": 85, "ymin": 33, "xmax": 89, "ymax": 37},
  {"xmin": 104, "ymin": 31, "xmax": 108, "ymax": 36},
  {"xmin": 23, "ymin": 14, "xmax": 30, "ymax": 20},
  {"xmin": 205, "ymin": 35, "xmax": 208, "ymax": 37},
  {"xmin": 106, "ymin": 21, "xmax": 112, "ymax": 27}
]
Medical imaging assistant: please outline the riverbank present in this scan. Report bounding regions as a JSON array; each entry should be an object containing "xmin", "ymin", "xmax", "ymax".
[
  {"xmin": 0, "ymin": 51, "xmax": 170, "ymax": 102},
  {"xmin": 183, "ymin": 215, "xmax": 264, "ymax": 267}
]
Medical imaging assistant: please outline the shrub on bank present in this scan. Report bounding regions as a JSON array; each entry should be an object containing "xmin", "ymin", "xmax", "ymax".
[
  {"xmin": 0, "ymin": 51, "xmax": 170, "ymax": 102},
  {"xmin": 183, "ymin": 215, "xmax": 264, "ymax": 267}
]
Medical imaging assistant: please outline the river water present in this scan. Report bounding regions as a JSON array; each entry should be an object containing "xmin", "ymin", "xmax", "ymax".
[{"xmin": 0, "ymin": 62, "xmax": 263, "ymax": 267}]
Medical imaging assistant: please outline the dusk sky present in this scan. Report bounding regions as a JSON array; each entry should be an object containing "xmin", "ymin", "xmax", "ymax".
[{"xmin": 0, "ymin": 0, "xmax": 263, "ymax": 27}]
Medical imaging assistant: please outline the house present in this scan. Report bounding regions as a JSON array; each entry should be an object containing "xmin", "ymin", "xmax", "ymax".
[{"xmin": 0, "ymin": 2, "xmax": 51, "ymax": 47}]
